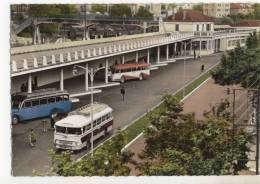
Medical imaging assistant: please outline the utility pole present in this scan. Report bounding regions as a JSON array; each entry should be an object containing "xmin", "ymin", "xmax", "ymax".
[
  {"xmin": 84, "ymin": 4, "xmax": 87, "ymax": 40},
  {"xmin": 256, "ymin": 90, "xmax": 260, "ymax": 175}
]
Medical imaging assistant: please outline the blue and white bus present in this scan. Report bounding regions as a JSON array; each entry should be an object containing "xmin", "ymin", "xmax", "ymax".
[{"xmin": 11, "ymin": 88, "xmax": 72, "ymax": 124}]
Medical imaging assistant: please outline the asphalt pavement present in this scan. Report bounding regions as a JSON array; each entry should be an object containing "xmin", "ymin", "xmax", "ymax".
[{"xmin": 12, "ymin": 53, "xmax": 222, "ymax": 176}]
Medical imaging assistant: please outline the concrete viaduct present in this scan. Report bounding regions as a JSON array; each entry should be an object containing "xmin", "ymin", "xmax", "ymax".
[{"xmin": 10, "ymin": 28, "xmax": 254, "ymax": 96}]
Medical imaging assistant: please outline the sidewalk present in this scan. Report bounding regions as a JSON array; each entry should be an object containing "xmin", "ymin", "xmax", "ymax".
[{"xmin": 127, "ymin": 78, "xmax": 254, "ymax": 175}]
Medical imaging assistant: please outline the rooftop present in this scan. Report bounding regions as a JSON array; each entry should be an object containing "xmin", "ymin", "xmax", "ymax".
[
  {"xmin": 232, "ymin": 20, "xmax": 260, "ymax": 27},
  {"xmin": 168, "ymin": 10, "xmax": 213, "ymax": 22},
  {"xmin": 230, "ymin": 3, "xmax": 253, "ymax": 9}
]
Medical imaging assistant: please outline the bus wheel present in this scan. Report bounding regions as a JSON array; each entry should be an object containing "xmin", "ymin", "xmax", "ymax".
[
  {"xmin": 12, "ymin": 115, "xmax": 19, "ymax": 125},
  {"xmin": 139, "ymin": 73, "xmax": 143, "ymax": 81},
  {"xmin": 121, "ymin": 76, "xmax": 125, "ymax": 83}
]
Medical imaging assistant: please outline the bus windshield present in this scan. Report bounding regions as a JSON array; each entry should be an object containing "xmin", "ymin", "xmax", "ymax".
[
  {"xmin": 56, "ymin": 125, "xmax": 82, "ymax": 135},
  {"xmin": 11, "ymin": 95, "xmax": 25, "ymax": 109}
]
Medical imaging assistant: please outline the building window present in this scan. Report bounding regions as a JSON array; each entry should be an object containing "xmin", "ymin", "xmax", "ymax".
[
  {"xmin": 196, "ymin": 24, "xmax": 199, "ymax": 31},
  {"xmin": 175, "ymin": 24, "xmax": 179, "ymax": 31},
  {"xmin": 206, "ymin": 24, "xmax": 211, "ymax": 31}
]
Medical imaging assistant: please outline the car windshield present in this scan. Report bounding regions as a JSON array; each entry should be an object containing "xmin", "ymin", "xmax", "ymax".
[
  {"xmin": 56, "ymin": 126, "xmax": 82, "ymax": 135},
  {"xmin": 11, "ymin": 95, "xmax": 25, "ymax": 108}
]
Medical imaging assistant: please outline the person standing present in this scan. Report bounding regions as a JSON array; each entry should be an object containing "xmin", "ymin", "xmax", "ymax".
[
  {"xmin": 29, "ymin": 129, "xmax": 36, "ymax": 147},
  {"xmin": 120, "ymin": 86, "xmax": 125, "ymax": 101},
  {"xmin": 50, "ymin": 117, "xmax": 55, "ymax": 130},
  {"xmin": 201, "ymin": 64, "xmax": 205, "ymax": 72}
]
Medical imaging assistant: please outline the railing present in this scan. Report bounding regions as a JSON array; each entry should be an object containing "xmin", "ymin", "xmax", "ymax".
[
  {"xmin": 11, "ymin": 32, "xmax": 194, "ymax": 74},
  {"xmin": 194, "ymin": 29, "xmax": 255, "ymax": 37}
]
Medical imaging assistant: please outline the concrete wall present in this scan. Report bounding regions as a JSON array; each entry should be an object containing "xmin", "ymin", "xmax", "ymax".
[{"xmin": 163, "ymin": 22, "xmax": 214, "ymax": 32}]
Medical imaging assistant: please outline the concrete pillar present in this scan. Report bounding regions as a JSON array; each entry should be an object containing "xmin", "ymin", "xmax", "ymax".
[
  {"xmin": 122, "ymin": 55, "xmax": 125, "ymax": 64},
  {"xmin": 87, "ymin": 49, "xmax": 91, "ymax": 57},
  {"xmin": 51, "ymin": 55, "xmax": 56, "ymax": 64},
  {"xmin": 60, "ymin": 53, "xmax": 64, "ymax": 63},
  {"xmin": 93, "ymin": 48, "xmax": 97, "ymax": 56},
  {"xmin": 60, "ymin": 68, "xmax": 64, "ymax": 91},
  {"xmin": 157, "ymin": 46, "xmax": 160, "ymax": 64},
  {"xmin": 136, "ymin": 52, "xmax": 139, "ymax": 63},
  {"xmin": 81, "ymin": 50, "xmax": 85, "ymax": 59},
  {"xmin": 28, "ymin": 74, "xmax": 32, "ymax": 93},
  {"xmin": 104, "ymin": 47, "xmax": 107, "ymax": 55},
  {"xmin": 33, "ymin": 58, "xmax": 38, "ymax": 67},
  {"xmin": 85, "ymin": 63, "xmax": 89, "ymax": 91},
  {"xmin": 75, "ymin": 51, "xmax": 78, "ymax": 60},
  {"xmin": 67, "ymin": 52, "xmax": 71, "ymax": 61},
  {"xmin": 42, "ymin": 56, "xmax": 47, "ymax": 66},
  {"xmin": 174, "ymin": 42, "xmax": 177, "ymax": 57},
  {"xmin": 166, "ymin": 44, "xmax": 169, "ymax": 60},
  {"xmin": 184, "ymin": 42, "xmax": 187, "ymax": 56},
  {"xmin": 12, "ymin": 60, "xmax": 17, "ymax": 72},
  {"xmin": 147, "ymin": 49, "xmax": 150, "ymax": 64},
  {"xmin": 105, "ymin": 59, "xmax": 108, "ymax": 84},
  {"xmin": 190, "ymin": 41, "xmax": 193, "ymax": 55},
  {"xmin": 199, "ymin": 39, "xmax": 202, "ymax": 56},
  {"xmin": 98, "ymin": 48, "xmax": 102, "ymax": 55}
]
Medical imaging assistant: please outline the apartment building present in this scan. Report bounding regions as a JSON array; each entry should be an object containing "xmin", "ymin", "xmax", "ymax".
[
  {"xmin": 163, "ymin": 10, "xmax": 214, "ymax": 32},
  {"xmin": 203, "ymin": 3, "xmax": 230, "ymax": 18},
  {"xmin": 230, "ymin": 3, "xmax": 254, "ymax": 15}
]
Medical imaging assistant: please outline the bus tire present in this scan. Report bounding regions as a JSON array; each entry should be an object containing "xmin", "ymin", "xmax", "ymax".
[
  {"xmin": 12, "ymin": 115, "xmax": 19, "ymax": 125},
  {"xmin": 139, "ymin": 73, "xmax": 144, "ymax": 81},
  {"xmin": 120, "ymin": 76, "xmax": 125, "ymax": 83}
]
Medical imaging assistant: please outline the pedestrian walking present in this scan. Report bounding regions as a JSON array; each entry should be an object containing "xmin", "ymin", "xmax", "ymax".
[
  {"xmin": 29, "ymin": 129, "xmax": 36, "ymax": 147},
  {"xmin": 50, "ymin": 117, "xmax": 55, "ymax": 130},
  {"xmin": 201, "ymin": 64, "xmax": 205, "ymax": 72},
  {"xmin": 120, "ymin": 86, "xmax": 125, "ymax": 101}
]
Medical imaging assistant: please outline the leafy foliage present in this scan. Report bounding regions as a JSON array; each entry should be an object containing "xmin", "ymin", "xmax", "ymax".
[
  {"xmin": 29, "ymin": 4, "xmax": 77, "ymax": 18},
  {"xmin": 193, "ymin": 4, "xmax": 203, "ymax": 13},
  {"xmin": 135, "ymin": 6, "xmax": 153, "ymax": 18},
  {"xmin": 110, "ymin": 4, "xmax": 132, "ymax": 17},
  {"xmin": 138, "ymin": 93, "xmax": 251, "ymax": 175},
  {"xmin": 91, "ymin": 4, "xmax": 107, "ymax": 14},
  {"xmin": 48, "ymin": 131, "xmax": 135, "ymax": 176},
  {"xmin": 211, "ymin": 32, "xmax": 260, "ymax": 89}
]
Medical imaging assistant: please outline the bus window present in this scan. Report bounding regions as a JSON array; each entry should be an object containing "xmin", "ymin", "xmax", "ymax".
[
  {"xmin": 24, "ymin": 101, "xmax": 32, "ymax": 108},
  {"xmin": 56, "ymin": 96, "xmax": 63, "ymax": 102},
  {"xmin": 93, "ymin": 120, "xmax": 97, "ymax": 127},
  {"xmin": 86, "ymin": 124, "xmax": 91, "ymax": 130},
  {"xmin": 97, "ymin": 118, "xmax": 102, "ymax": 125},
  {"xmin": 48, "ymin": 97, "xmax": 56, "ymax": 104},
  {"xmin": 32, "ymin": 100, "xmax": 39, "ymax": 106},
  {"xmin": 40, "ymin": 98, "xmax": 47, "ymax": 105},
  {"xmin": 63, "ymin": 95, "xmax": 69, "ymax": 101},
  {"xmin": 126, "ymin": 68, "xmax": 131, "ymax": 72}
]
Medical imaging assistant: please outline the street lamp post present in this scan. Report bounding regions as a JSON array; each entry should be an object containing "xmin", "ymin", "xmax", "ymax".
[{"xmin": 72, "ymin": 64, "xmax": 105, "ymax": 156}]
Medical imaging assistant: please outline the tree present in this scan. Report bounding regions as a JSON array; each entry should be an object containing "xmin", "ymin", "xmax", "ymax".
[
  {"xmin": 28, "ymin": 4, "xmax": 77, "ymax": 18},
  {"xmin": 110, "ymin": 4, "xmax": 132, "ymax": 17},
  {"xmin": 91, "ymin": 4, "xmax": 106, "ymax": 14},
  {"xmin": 46, "ymin": 131, "xmax": 135, "ymax": 176},
  {"xmin": 211, "ymin": 32, "xmax": 260, "ymax": 89},
  {"xmin": 193, "ymin": 4, "xmax": 203, "ymax": 13},
  {"xmin": 135, "ymin": 6, "xmax": 153, "ymax": 18},
  {"xmin": 220, "ymin": 17, "xmax": 234, "ymax": 25},
  {"xmin": 137, "ymin": 93, "xmax": 251, "ymax": 175}
]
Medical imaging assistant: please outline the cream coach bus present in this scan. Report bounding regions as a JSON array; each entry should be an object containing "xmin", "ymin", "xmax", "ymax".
[
  {"xmin": 109, "ymin": 63, "xmax": 150, "ymax": 83},
  {"xmin": 54, "ymin": 102, "xmax": 113, "ymax": 150}
]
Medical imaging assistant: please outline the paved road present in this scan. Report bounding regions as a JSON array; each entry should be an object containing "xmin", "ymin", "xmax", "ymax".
[{"xmin": 12, "ymin": 53, "xmax": 222, "ymax": 176}]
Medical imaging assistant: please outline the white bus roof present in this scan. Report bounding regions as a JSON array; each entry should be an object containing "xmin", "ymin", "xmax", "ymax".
[{"xmin": 55, "ymin": 102, "xmax": 112, "ymax": 128}]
